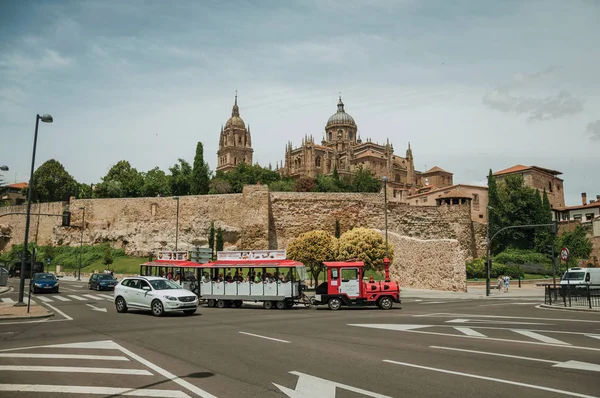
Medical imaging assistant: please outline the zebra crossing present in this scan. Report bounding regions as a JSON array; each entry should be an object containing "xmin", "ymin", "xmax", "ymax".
[{"xmin": 0, "ymin": 293, "xmax": 114, "ymax": 305}]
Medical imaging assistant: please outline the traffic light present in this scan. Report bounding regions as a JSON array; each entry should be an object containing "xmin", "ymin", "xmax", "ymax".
[
  {"xmin": 61, "ymin": 210, "xmax": 71, "ymax": 227},
  {"xmin": 545, "ymin": 245, "xmax": 554, "ymax": 259},
  {"xmin": 551, "ymin": 221, "xmax": 558, "ymax": 235}
]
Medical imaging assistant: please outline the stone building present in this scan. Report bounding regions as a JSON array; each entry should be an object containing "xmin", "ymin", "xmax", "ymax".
[
  {"xmin": 407, "ymin": 184, "xmax": 489, "ymax": 223},
  {"xmin": 278, "ymin": 96, "xmax": 453, "ymax": 201},
  {"xmin": 216, "ymin": 94, "xmax": 253, "ymax": 173},
  {"xmin": 493, "ymin": 165, "xmax": 565, "ymax": 208}
]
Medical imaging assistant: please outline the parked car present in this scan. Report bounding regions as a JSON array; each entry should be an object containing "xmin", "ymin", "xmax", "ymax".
[
  {"xmin": 30, "ymin": 273, "xmax": 59, "ymax": 294},
  {"xmin": 88, "ymin": 273, "xmax": 119, "ymax": 291},
  {"xmin": 114, "ymin": 276, "xmax": 198, "ymax": 317}
]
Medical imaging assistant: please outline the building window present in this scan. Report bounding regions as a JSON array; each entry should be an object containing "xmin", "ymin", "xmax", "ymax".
[
  {"xmin": 557, "ymin": 184, "xmax": 561, "ymax": 191},
  {"xmin": 472, "ymin": 194, "xmax": 479, "ymax": 204},
  {"xmin": 328, "ymin": 132, "xmax": 332, "ymax": 141},
  {"xmin": 393, "ymin": 190, "xmax": 397, "ymax": 198},
  {"xmin": 395, "ymin": 174, "xmax": 400, "ymax": 183},
  {"xmin": 315, "ymin": 156, "xmax": 321, "ymax": 167},
  {"xmin": 422, "ymin": 197, "xmax": 428, "ymax": 203},
  {"xmin": 562, "ymin": 213, "xmax": 567, "ymax": 221},
  {"xmin": 574, "ymin": 214, "xmax": 582, "ymax": 221},
  {"xmin": 548, "ymin": 181, "xmax": 553, "ymax": 192},
  {"xmin": 586, "ymin": 213, "xmax": 594, "ymax": 221},
  {"xmin": 348, "ymin": 132, "xmax": 353, "ymax": 141},
  {"xmin": 479, "ymin": 214, "xmax": 484, "ymax": 219},
  {"xmin": 234, "ymin": 157, "xmax": 237, "ymax": 165}
]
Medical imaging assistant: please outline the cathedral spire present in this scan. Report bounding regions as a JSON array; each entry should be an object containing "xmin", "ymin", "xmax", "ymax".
[
  {"xmin": 337, "ymin": 94, "xmax": 345, "ymax": 113},
  {"xmin": 231, "ymin": 90, "xmax": 239, "ymax": 117}
]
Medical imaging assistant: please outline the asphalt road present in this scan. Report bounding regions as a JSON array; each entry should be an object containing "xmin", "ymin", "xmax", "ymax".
[{"xmin": 1, "ymin": 278, "xmax": 599, "ymax": 398}]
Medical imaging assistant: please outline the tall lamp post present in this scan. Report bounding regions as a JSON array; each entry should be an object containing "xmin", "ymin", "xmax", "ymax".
[
  {"xmin": 78, "ymin": 207, "xmax": 85, "ymax": 281},
  {"xmin": 485, "ymin": 205, "xmax": 493, "ymax": 297},
  {"xmin": 15, "ymin": 114, "xmax": 53, "ymax": 307},
  {"xmin": 173, "ymin": 196, "xmax": 180, "ymax": 252},
  {"xmin": 382, "ymin": 176, "xmax": 389, "ymax": 257}
]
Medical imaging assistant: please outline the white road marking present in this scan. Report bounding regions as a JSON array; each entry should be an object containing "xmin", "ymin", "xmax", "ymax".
[
  {"xmin": 83, "ymin": 294, "xmax": 105, "ymax": 300},
  {"xmin": 0, "ymin": 332, "xmax": 13, "ymax": 335},
  {"xmin": 274, "ymin": 371, "xmax": 392, "ymax": 398},
  {"xmin": 511, "ymin": 330, "xmax": 569, "ymax": 345},
  {"xmin": 0, "ymin": 353, "xmax": 129, "ymax": 361},
  {"xmin": 0, "ymin": 298, "xmax": 15, "ymax": 304},
  {"xmin": 24, "ymin": 297, "xmax": 36, "ymax": 305},
  {"xmin": 0, "ymin": 384, "xmax": 191, "ymax": 398},
  {"xmin": 0, "ymin": 365, "xmax": 152, "ymax": 375},
  {"xmin": 454, "ymin": 327, "xmax": 486, "ymax": 337},
  {"xmin": 384, "ymin": 360, "xmax": 598, "ymax": 398},
  {"xmin": 43, "ymin": 303, "xmax": 73, "ymax": 321},
  {"xmin": 553, "ymin": 360, "xmax": 600, "ymax": 372},
  {"xmin": 414, "ymin": 312, "xmax": 600, "ymax": 323},
  {"xmin": 239, "ymin": 331, "xmax": 290, "ymax": 343},
  {"xmin": 587, "ymin": 334, "xmax": 600, "ymax": 340},
  {"xmin": 480, "ymin": 302, "xmax": 540, "ymax": 307},
  {"xmin": 86, "ymin": 304, "xmax": 107, "ymax": 313},
  {"xmin": 67, "ymin": 295, "xmax": 87, "ymax": 301},
  {"xmin": 35, "ymin": 296, "xmax": 54, "ymax": 303},
  {"xmin": 445, "ymin": 318, "xmax": 550, "ymax": 325},
  {"xmin": 53, "ymin": 296, "xmax": 70, "ymax": 301},
  {"xmin": 419, "ymin": 301, "xmax": 448, "ymax": 305},
  {"xmin": 430, "ymin": 346, "xmax": 558, "ymax": 364},
  {"xmin": 98, "ymin": 293, "xmax": 114, "ymax": 299},
  {"xmin": 349, "ymin": 324, "xmax": 600, "ymax": 352}
]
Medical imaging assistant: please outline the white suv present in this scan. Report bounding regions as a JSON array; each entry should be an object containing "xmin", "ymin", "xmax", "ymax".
[{"xmin": 114, "ymin": 276, "xmax": 198, "ymax": 316}]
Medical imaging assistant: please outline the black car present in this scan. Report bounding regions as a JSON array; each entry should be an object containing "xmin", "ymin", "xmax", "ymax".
[
  {"xmin": 88, "ymin": 273, "xmax": 118, "ymax": 291},
  {"xmin": 30, "ymin": 273, "xmax": 59, "ymax": 294}
]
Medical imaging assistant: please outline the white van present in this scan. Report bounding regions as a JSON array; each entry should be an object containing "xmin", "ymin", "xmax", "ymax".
[{"xmin": 559, "ymin": 268, "xmax": 600, "ymax": 286}]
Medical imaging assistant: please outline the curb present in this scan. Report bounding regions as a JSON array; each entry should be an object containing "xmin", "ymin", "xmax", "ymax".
[
  {"xmin": 0, "ymin": 311, "xmax": 55, "ymax": 321},
  {"xmin": 538, "ymin": 304, "xmax": 600, "ymax": 312}
]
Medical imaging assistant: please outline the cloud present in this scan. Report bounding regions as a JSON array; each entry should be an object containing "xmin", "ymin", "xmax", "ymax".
[
  {"xmin": 482, "ymin": 67, "xmax": 584, "ymax": 121},
  {"xmin": 586, "ymin": 120, "xmax": 600, "ymax": 141}
]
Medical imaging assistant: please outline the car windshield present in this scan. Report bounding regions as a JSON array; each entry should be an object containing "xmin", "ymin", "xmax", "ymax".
[
  {"xmin": 563, "ymin": 271, "xmax": 585, "ymax": 281},
  {"xmin": 150, "ymin": 279, "xmax": 181, "ymax": 290},
  {"xmin": 35, "ymin": 274, "xmax": 56, "ymax": 281},
  {"xmin": 98, "ymin": 274, "xmax": 115, "ymax": 280}
]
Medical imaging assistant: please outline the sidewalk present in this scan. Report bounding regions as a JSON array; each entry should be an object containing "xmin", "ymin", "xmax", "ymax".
[
  {"xmin": 401, "ymin": 284, "xmax": 545, "ymax": 300},
  {"xmin": 0, "ymin": 302, "xmax": 54, "ymax": 320}
]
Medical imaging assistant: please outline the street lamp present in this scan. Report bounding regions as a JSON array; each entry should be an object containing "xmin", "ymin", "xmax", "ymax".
[
  {"xmin": 173, "ymin": 196, "xmax": 180, "ymax": 252},
  {"xmin": 78, "ymin": 207, "xmax": 85, "ymax": 281},
  {"xmin": 15, "ymin": 114, "xmax": 53, "ymax": 307},
  {"xmin": 485, "ymin": 205, "xmax": 493, "ymax": 297},
  {"xmin": 381, "ymin": 176, "xmax": 390, "ymax": 282}
]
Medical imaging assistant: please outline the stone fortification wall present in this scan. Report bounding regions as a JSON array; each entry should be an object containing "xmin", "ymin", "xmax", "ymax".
[
  {"xmin": 383, "ymin": 231, "xmax": 467, "ymax": 292},
  {"xmin": 0, "ymin": 202, "xmax": 65, "ymax": 251}
]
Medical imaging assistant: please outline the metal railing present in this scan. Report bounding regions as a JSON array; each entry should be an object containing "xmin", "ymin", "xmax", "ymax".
[{"xmin": 544, "ymin": 284, "xmax": 600, "ymax": 309}]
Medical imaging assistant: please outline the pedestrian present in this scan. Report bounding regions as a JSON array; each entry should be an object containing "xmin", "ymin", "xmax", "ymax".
[
  {"xmin": 504, "ymin": 275, "xmax": 510, "ymax": 292},
  {"xmin": 496, "ymin": 276, "xmax": 503, "ymax": 292}
]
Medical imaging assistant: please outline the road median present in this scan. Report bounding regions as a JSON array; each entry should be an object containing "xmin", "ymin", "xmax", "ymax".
[{"xmin": 0, "ymin": 303, "xmax": 55, "ymax": 320}]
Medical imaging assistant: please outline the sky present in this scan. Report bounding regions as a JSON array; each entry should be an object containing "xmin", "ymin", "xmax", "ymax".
[{"xmin": 0, "ymin": 0, "xmax": 598, "ymax": 206}]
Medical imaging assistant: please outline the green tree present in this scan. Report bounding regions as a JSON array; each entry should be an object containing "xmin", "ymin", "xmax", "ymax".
[
  {"xmin": 337, "ymin": 227, "xmax": 393, "ymax": 270},
  {"xmin": 332, "ymin": 167, "xmax": 339, "ymax": 183},
  {"xmin": 557, "ymin": 225, "xmax": 593, "ymax": 268},
  {"xmin": 215, "ymin": 227, "xmax": 224, "ymax": 252},
  {"xmin": 96, "ymin": 160, "xmax": 144, "ymax": 198},
  {"xmin": 334, "ymin": 219, "xmax": 341, "ymax": 239},
  {"xmin": 315, "ymin": 175, "xmax": 341, "ymax": 192},
  {"xmin": 269, "ymin": 178, "xmax": 295, "ymax": 192},
  {"xmin": 351, "ymin": 165, "xmax": 381, "ymax": 192},
  {"xmin": 77, "ymin": 183, "xmax": 94, "ymax": 199},
  {"xmin": 286, "ymin": 230, "xmax": 337, "ymax": 286},
  {"xmin": 208, "ymin": 222, "xmax": 215, "ymax": 259},
  {"xmin": 42, "ymin": 245, "xmax": 55, "ymax": 265},
  {"xmin": 141, "ymin": 167, "xmax": 171, "ymax": 197},
  {"xmin": 25, "ymin": 159, "xmax": 78, "ymax": 202},
  {"xmin": 215, "ymin": 163, "xmax": 281, "ymax": 193},
  {"xmin": 487, "ymin": 169, "xmax": 503, "ymax": 254},
  {"xmin": 295, "ymin": 177, "xmax": 316, "ymax": 192},
  {"xmin": 208, "ymin": 178, "xmax": 232, "ymax": 194},
  {"xmin": 169, "ymin": 159, "xmax": 193, "ymax": 196},
  {"xmin": 103, "ymin": 244, "xmax": 114, "ymax": 266},
  {"xmin": 190, "ymin": 142, "xmax": 211, "ymax": 195}
]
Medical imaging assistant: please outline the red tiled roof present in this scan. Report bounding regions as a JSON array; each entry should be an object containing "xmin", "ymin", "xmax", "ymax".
[
  {"xmin": 555, "ymin": 201, "xmax": 600, "ymax": 211},
  {"xmin": 422, "ymin": 166, "xmax": 451, "ymax": 174},
  {"xmin": 493, "ymin": 165, "xmax": 562, "ymax": 176},
  {"xmin": 5, "ymin": 182, "xmax": 28, "ymax": 189}
]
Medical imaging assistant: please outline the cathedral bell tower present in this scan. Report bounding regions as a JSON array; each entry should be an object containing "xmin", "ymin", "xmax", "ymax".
[{"xmin": 217, "ymin": 93, "xmax": 254, "ymax": 173}]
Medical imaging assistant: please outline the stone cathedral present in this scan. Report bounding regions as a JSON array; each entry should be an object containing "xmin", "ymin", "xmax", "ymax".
[{"xmin": 216, "ymin": 95, "xmax": 454, "ymax": 201}]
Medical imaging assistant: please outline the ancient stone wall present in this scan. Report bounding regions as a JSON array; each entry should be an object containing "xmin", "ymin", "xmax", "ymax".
[
  {"xmin": 0, "ymin": 202, "xmax": 65, "ymax": 251},
  {"xmin": 383, "ymin": 231, "xmax": 467, "ymax": 292}
]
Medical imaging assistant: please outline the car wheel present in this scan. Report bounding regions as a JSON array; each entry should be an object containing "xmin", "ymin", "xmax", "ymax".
[
  {"xmin": 151, "ymin": 300, "xmax": 165, "ymax": 317},
  {"xmin": 378, "ymin": 296, "xmax": 393, "ymax": 310},
  {"xmin": 183, "ymin": 309, "xmax": 196, "ymax": 316},
  {"xmin": 328, "ymin": 297, "xmax": 342, "ymax": 311},
  {"xmin": 115, "ymin": 296, "xmax": 128, "ymax": 313}
]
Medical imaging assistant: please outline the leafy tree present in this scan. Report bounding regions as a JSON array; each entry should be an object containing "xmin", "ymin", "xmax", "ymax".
[
  {"xmin": 332, "ymin": 167, "xmax": 339, "ymax": 183},
  {"xmin": 487, "ymin": 169, "xmax": 503, "ymax": 254},
  {"xmin": 77, "ymin": 183, "xmax": 94, "ymax": 199},
  {"xmin": 169, "ymin": 159, "xmax": 193, "ymax": 196},
  {"xmin": 141, "ymin": 167, "xmax": 171, "ymax": 197},
  {"xmin": 25, "ymin": 159, "xmax": 78, "ymax": 202},
  {"xmin": 337, "ymin": 227, "xmax": 393, "ymax": 270},
  {"xmin": 42, "ymin": 245, "xmax": 55, "ymax": 264},
  {"xmin": 96, "ymin": 160, "xmax": 143, "ymax": 198},
  {"xmin": 315, "ymin": 175, "xmax": 341, "ymax": 192},
  {"xmin": 295, "ymin": 177, "xmax": 316, "ymax": 192},
  {"xmin": 334, "ymin": 219, "xmax": 341, "ymax": 239},
  {"xmin": 269, "ymin": 178, "xmax": 295, "ymax": 192},
  {"xmin": 556, "ymin": 225, "xmax": 593, "ymax": 268},
  {"xmin": 208, "ymin": 178, "xmax": 232, "ymax": 194},
  {"xmin": 351, "ymin": 165, "xmax": 381, "ymax": 192},
  {"xmin": 208, "ymin": 222, "xmax": 215, "ymax": 259},
  {"xmin": 286, "ymin": 230, "xmax": 337, "ymax": 286},
  {"xmin": 103, "ymin": 244, "xmax": 114, "ymax": 266},
  {"xmin": 214, "ymin": 163, "xmax": 281, "ymax": 193},
  {"xmin": 215, "ymin": 227, "xmax": 224, "ymax": 252},
  {"xmin": 190, "ymin": 141, "xmax": 211, "ymax": 195}
]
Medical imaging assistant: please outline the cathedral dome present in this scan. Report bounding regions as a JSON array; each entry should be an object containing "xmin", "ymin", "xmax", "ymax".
[
  {"xmin": 326, "ymin": 97, "xmax": 356, "ymax": 127},
  {"xmin": 225, "ymin": 94, "xmax": 246, "ymax": 129}
]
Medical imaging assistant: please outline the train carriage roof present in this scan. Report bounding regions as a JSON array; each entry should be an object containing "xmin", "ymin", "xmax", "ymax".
[
  {"xmin": 323, "ymin": 261, "xmax": 365, "ymax": 267},
  {"xmin": 141, "ymin": 259, "xmax": 304, "ymax": 268}
]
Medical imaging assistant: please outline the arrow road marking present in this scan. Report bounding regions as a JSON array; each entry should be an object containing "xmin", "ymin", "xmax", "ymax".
[
  {"xmin": 86, "ymin": 304, "xmax": 107, "ymax": 313},
  {"xmin": 511, "ymin": 330, "xmax": 569, "ymax": 345},
  {"xmin": 384, "ymin": 360, "xmax": 598, "ymax": 398},
  {"xmin": 273, "ymin": 371, "xmax": 392, "ymax": 398},
  {"xmin": 445, "ymin": 318, "xmax": 551, "ymax": 325},
  {"xmin": 413, "ymin": 312, "xmax": 600, "ymax": 323}
]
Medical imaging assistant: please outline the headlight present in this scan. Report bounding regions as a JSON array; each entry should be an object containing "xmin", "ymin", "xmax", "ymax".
[
  {"xmin": 165, "ymin": 296, "xmax": 178, "ymax": 301},
  {"xmin": 34, "ymin": 283, "xmax": 42, "ymax": 287}
]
